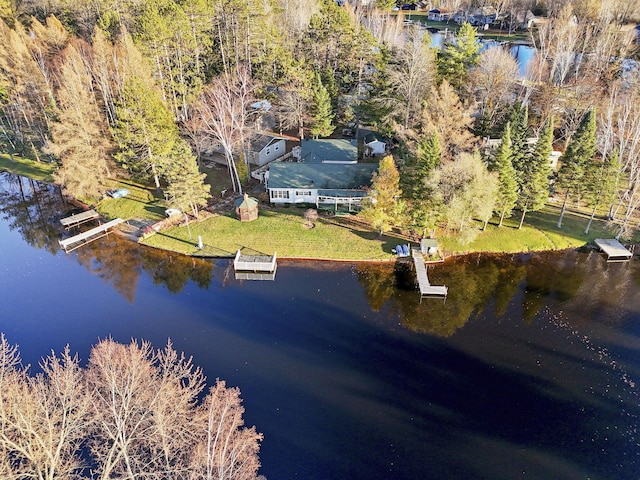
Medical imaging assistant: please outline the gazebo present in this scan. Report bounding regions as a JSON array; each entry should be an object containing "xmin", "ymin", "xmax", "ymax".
[{"xmin": 234, "ymin": 194, "xmax": 259, "ymax": 222}]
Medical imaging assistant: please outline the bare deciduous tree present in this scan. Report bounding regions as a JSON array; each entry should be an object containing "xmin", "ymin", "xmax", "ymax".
[
  {"xmin": 468, "ymin": 46, "xmax": 520, "ymax": 133},
  {"xmin": 192, "ymin": 64, "xmax": 256, "ymax": 194}
]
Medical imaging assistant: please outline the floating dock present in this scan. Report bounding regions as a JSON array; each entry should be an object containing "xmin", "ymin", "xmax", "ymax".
[
  {"xmin": 412, "ymin": 248, "xmax": 448, "ymax": 300},
  {"xmin": 59, "ymin": 218, "xmax": 124, "ymax": 253},
  {"xmin": 594, "ymin": 238, "xmax": 633, "ymax": 262},
  {"xmin": 233, "ymin": 250, "xmax": 277, "ymax": 280},
  {"xmin": 60, "ymin": 209, "xmax": 100, "ymax": 229}
]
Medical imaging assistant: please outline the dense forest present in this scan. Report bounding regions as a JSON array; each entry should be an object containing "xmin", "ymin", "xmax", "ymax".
[{"xmin": 1, "ymin": 0, "xmax": 640, "ymax": 241}]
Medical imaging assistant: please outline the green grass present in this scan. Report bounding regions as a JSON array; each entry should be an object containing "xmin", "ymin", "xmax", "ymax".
[
  {"xmin": 441, "ymin": 204, "xmax": 622, "ymax": 255},
  {"xmin": 2, "ymin": 151, "xmax": 632, "ymax": 260},
  {"xmin": 142, "ymin": 207, "xmax": 402, "ymax": 260},
  {"xmin": 96, "ymin": 179, "xmax": 167, "ymax": 222},
  {"xmin": 0, "ymin": 154, "xmax": 55, "ymax": 182}
]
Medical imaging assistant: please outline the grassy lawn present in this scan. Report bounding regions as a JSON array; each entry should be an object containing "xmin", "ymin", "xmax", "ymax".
[
  {"xmin": 441, "ymin": 204, "xmax": 622, "ymax": 255},
  {"xmin": 3, "ymin": 152, "xmax": 633, "ymax": 260},
  {"xmin": 0, "ymin": 154, "xmax": 55, "ymax": 182},
  {"xmin": 142, "ymin": 207, "xmax": 402, "ymax": 260},
  {"xmin": 95, "ymin": 179, "xmax": 167, "ymax": 222}
]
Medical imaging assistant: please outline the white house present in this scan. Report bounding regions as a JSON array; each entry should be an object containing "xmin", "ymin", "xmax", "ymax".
[
  {"xmin": 267, "ymin": 163, "xmax": 378, "ymax": 211},
  {"xmin": 363, "ymin": 132, "xmax": 387, "ymax": 156},
  {"xmin": 248, "ymin": 134, "xmax": 286, "ymax": 166},
  {"xmin": 427, "ymin": 8, "xmax": 451, "ymax": 21}
]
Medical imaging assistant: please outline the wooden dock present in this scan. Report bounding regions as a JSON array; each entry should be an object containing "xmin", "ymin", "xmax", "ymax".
[
  {"xmin": 233, "ymin": 250, "xmax": 277, "ymax": 279},
  {"xmin": 59, "ymin": 218, "xmax": 124, "ymax": 253},
  {"xmin": 412, "ymin": 248, "xmax": 448, "ymax": 300},
  {"xmin": 60, "ymin": 209, "xmax": 100, "ymax": 229},
  {"xmin": 594, "ymin": 238, "xmax": 633, "ymax": 262}
]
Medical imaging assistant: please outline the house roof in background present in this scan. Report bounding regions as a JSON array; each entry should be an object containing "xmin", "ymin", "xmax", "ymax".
[
  {"xmin": 300, "ymin": 139, "xmax": 358, "ymax": 163},
  {"xmin": 268, "ymin": 163, "xmax": 377, "ymax": 190}
]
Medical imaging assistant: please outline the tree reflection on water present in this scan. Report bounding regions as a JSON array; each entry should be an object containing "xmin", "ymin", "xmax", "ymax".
[{"xmin": 356, "ymin": 249, "xmax": 635, "ymax": 337}]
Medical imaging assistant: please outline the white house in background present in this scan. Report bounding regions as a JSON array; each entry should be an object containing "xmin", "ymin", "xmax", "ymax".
[
  {"xmin": 267, "ymin": 163, "xmax": 378, "ymax": 211},
  {"xmin": 363, "ymin": 132, "xmax": 387, "ymax": 156},
  {"xmin": 248, "ymin": 134, "xmax": 286, "ymax": 166},
  {"xmin": 427, "ymin": 8, "xmax": 451, "ymax": 21}
]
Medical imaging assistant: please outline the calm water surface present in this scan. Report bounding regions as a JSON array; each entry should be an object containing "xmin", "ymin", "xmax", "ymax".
[{"xmin": 1, "ymin": 172, "xmax": 639, "ymax": 479}]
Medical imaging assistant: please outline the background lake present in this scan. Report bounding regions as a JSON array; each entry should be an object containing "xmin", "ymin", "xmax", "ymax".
[{"xmin": 1, "ymin": 172, "xmax": 639, "ymax": 479}]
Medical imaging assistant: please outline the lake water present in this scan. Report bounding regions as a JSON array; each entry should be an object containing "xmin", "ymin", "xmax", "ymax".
[{"xmin": 1, "ymin": 172, "xmax": 639, "ymax": 479}]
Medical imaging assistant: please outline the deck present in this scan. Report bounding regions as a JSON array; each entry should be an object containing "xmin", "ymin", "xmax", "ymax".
[
  {"xmin": 594, "ymin": 238, "xmax": 633, "ymax": 262},
  {"xmin": 412, "ymin": 248, "xmax": 448, "ymax": 300},
  {"xmin": 60, "ymin": 209, "xmax": 100, "ymax": 229},
  {"xmin": 233, "ymin": 250, "xmax": 277, "ymax": 276},
  {"xmin": 59, "ymin": 218, "xmax": 124, "ymax": 253}
]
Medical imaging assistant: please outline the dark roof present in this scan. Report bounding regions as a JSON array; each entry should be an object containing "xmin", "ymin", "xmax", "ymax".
[
  {"xmin": 268, "ymin": 163, "xmax": 377, "ymax": 190},
  {"xmin": 300, "ymin": 139, "xmax": 357, "ymax": 163},
  {"xmin": 250, "ymin": 134, "xmax": 281, "ymax": 153},
  {"xmin": 364, "ymin": 132, "xmax": 386, "ymax": 144}
]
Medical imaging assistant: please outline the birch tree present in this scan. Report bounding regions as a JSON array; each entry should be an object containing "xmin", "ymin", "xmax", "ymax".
[{"xmin": 192, "ymin": 65, "xmax": 255, "ymax": 194}]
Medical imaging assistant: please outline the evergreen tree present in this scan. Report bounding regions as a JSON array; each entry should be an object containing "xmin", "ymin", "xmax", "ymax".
[
  {"xmin": 556, "ymin": 109, "xmax": 597, "ymax": 227},
  {"xmin": 436, "ymin": 22, "xmax": 480, "ymax": 91},
  {"xmin": 404, "ymin": 134, "xmax": 442, "ymax": 235},
  {"xmin": 417, "ymin": 133, "xmax": 441, "ymax": 175},
  {"xmin": 517, "ymin": 117, "xmax": 553, "ymax": 228},
  {"xmin": 164, "ymin": 140, "xmax": 211, "ymax": 218},
  {"xmin": 491, "ymin": 123, "xmax": 518, "ymax": 227},
  {"xmin": 113, "ymin": 77, "xmax": 179, "ymax": 189},
  {"xmin": 584, "ymin": 149, "xmax": 620, "ymax": 234},
  {"xmin": 309, "ymin": 72, "xmax": 334, "ymax": 138},
  {"xmin": 508, "ymin": 103, "xmax": 530, "ymax": 175},
  {"xmin": 361, "ymin": 155, "xmax": 403, "ymax": 236}
]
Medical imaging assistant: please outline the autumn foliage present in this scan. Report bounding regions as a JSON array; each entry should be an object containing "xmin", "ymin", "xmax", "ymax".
[{"xmin": 0, "ymin": 335, "xmax": 262, "ymax": 480}]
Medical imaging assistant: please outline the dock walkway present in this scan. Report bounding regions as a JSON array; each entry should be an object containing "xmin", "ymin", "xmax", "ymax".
[
  {"xmin": 60, "ymin": 209, "xmax": 100, "ymax": 229},
  {"xmin": 412, "ymin": 248, "xmax": 448, "ymax": 300},
  {"xmin": 59, "ymin": 218, "xmax": 124, "ymax": 253},
  {"xmin": 594, "ymin": 238, "xmax": 633, "ymax": 262}
]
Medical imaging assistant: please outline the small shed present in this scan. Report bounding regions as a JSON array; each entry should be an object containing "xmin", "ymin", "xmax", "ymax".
[
  {"xmin": 420, "ymin": 238, "xmax": 439, "ymax": 256},
  {"xmin": 235, "ymin": 194, "xmax": 259, "ymax": 222}
]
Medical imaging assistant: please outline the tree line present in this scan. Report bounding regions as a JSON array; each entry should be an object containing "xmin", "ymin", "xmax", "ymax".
[
  {"xmin": 0, "ymin": 335, "xmax": 262, "ymax": 479},
  {"xmin": 0, "ymin": 0, "xmax": 639, "ymax": 238}
]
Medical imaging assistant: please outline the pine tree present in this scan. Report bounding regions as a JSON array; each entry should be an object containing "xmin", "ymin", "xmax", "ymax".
[
  {"xmin": 517, "ymin": 117, "xmax": 553, "ymax": 228},
  {"xmin": 361, "ymin": 155, "xmax": 403, "ymax": 236},
  {"xmin": 584, "ymin": 149, "xmax": 620, "ymax": 235},
  {"xmin": 113, "ymin": 77, "xmax": 179, "ymax": 190},
  {"xmin": 164, "ymin": 140, "xmax": 211, "ymax": 218},
  {"xmin": 404, "ymin": 134, "xmax": 442, "ymax": 235},
  {"xmin": 47, "ymin": 44, "xmax": 116, "ymax": 201},
  {"xmin": 509, "ymin": 103, "xmax": 530, "ymax": 176},
  {"xmin": 556, "ymin": 109, "xmax": 597, "ymax": 227},
  {"xmin": 309, "ymin": 72, "xmax": 334, "ymax": 138},
  {"xmin": 417, "ymin": 133, "xmax": 441, "ymax": 175},
  {"xmin": 436, "ymin": 22, "xmax": 480, "ymax": 91},
  {"xmin": 492, "ymin": 123, "xmax": 518, "ymax": 227}
]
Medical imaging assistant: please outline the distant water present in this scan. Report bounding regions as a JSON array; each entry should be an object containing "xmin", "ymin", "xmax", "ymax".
[{"xmin": 1, "ymin": 171, "xmax": 639, "ymax": 479}]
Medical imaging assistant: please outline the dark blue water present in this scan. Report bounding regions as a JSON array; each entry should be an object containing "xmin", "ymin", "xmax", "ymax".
[{"xmin": 1, "ymin": 172, "xmax": 639, "ymax": 479}]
